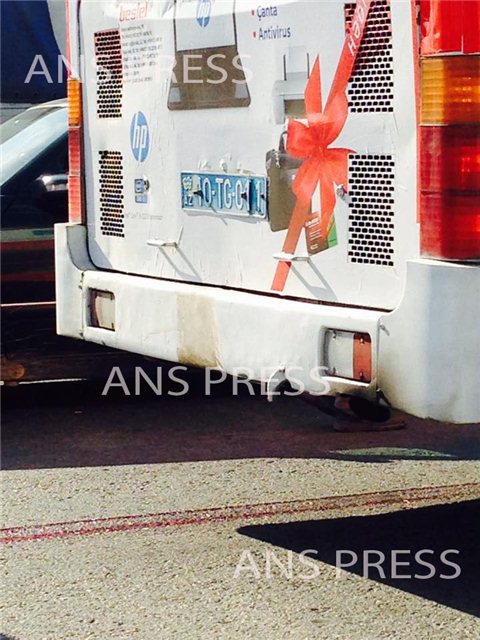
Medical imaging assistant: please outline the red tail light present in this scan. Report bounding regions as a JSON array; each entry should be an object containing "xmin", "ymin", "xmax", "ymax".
[
  {"xmin": 419, "ymin": 1, "xmax": 479, "ymax": 261},
  {"xmin": 420, "ymin": 126, "xmax": 480, "ymax": 260},
  {"xmin": 420, "ymin": 0, "xmax": 480, "ymax": 55}
]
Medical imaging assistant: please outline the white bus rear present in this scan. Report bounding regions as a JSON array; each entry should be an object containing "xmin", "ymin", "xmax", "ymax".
[{"xmin": 56, "ymin": 0, "xmax": 480, "ymax": 422}]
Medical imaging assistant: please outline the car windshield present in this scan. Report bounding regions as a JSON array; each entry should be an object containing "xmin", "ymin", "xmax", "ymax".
[
  {"xmin": 0, "ymin": 106, "xmax": 65, "ymax": 144},
  {"xmin": 0, "ymin": 106, "xmax": 67, "ymax": 186}
]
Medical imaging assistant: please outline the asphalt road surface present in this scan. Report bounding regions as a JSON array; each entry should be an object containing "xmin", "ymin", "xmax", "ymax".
[{"xmin": 2, "ymin": 375, "xmax": 480, "ymax": 640}]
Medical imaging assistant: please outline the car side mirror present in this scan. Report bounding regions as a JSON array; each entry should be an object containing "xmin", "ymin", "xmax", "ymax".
[
  {"xmin": 33, "ymin": 174, "xmax": 69, "ymax": 221},
  {"xmin": 40, "ymin": 174, "xmax": 69, "ymax": 193}
]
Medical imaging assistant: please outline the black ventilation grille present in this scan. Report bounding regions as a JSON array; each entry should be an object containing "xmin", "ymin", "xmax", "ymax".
[
  {"xmin": 95, "ymin": 29, "xmax": 123, "ymax": 118},
  {"xmin": 344, "ymin": 0, "xmax": 394, "ymax": 113},
  {"xmin": 348, "ymin": 155, "xmax": 395, "ymax": 266},
  {"xmin": 99, "ymin": 151, "xmax": 124, "ymax": 237}
]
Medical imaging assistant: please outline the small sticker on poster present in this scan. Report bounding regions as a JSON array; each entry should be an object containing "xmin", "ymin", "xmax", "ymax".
[{"xmin": 305, "ymin": 215, "xmax": 338, "ymax": 255}]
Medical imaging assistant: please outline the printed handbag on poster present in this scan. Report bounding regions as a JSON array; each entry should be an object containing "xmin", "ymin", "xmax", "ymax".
[{"xmin": 266, "ymin": 132, "xmax": 309, "ymax": 232}]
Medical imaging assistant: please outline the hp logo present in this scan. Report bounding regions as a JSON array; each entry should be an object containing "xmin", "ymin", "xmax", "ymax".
[
  {"xmin": 196, "ymin": 0, "xmax": 211, "ymax": 27},
  {"xmin": 130, "ymin": 112, "xmax": 150, "ymax": 162}
]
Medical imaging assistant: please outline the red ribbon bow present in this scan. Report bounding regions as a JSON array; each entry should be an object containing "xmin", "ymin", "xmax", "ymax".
[
  {"xmin": 287, "ymin": 56, "xmax": 352, "ymax": 237},
  {"xmin": 272, "ymin": 0, "xmax": 373, "ymax": 292}
]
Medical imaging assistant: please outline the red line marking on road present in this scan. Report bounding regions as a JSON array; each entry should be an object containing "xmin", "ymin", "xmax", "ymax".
[{"xmin": 2, "ymin": 483, "xmax": 478, "ymax": 545}]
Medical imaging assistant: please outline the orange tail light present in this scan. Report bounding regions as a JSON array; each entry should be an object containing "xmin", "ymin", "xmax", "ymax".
[{"xmin": 67, "ymin": 77, "xmax": 84, "ymax": 224}]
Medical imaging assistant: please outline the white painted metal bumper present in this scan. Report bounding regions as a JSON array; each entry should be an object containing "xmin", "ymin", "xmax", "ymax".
[{"xmin": 56, "ymin": 223, "xmax": 480, "ymax": 423}]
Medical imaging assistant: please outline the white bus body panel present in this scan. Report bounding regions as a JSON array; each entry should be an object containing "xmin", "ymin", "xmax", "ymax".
[{"xmin": 79, "ymin": 0, "xmax": 419, "ymax": 310}]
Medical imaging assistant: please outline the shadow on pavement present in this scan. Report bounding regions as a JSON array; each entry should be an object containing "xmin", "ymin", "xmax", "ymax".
[
  {"xmin": 2, "ymin": 376, "xmax": 480, "ymax": 470},
  {"xmin": 238, "ymin": 499, "xmax": 480, "ymax": 617}
]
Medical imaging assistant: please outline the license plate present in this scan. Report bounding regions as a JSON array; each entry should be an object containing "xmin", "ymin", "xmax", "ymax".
[{"xmin": 181, "ymin": 172, "xmax": 268, "ymax": 218}]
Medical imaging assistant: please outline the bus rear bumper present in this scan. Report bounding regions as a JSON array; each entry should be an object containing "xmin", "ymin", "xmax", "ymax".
[{"xmin": 56, "ymin": 223, "xmax": 480, "ymax": 423}]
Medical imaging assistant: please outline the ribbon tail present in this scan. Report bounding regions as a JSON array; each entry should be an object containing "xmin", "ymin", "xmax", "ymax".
[
  {"xmin": 271, "ymin": 199, "xmax": 311, "ymax": 292},
  {"xmin": 319, "ymin": 172, "xmax": 337, "ymax": 237},
  {"xmin": 323, "ymin": 90, "xmax": 350, "ymax": 143},
  {"xmin": 305, "ymin": 56, "xmax": 323, "ymax": 123}
]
